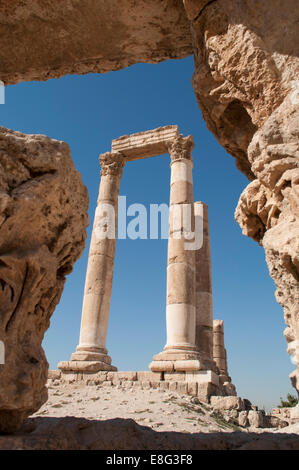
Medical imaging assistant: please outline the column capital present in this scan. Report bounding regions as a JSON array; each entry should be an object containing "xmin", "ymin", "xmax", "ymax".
[
  {"xmin": 99, "ymin": 151, "xmax": 125, "ymax": 177},
  {"xmin": 167, "ymin": 134, "xmax": 194, "ymax": 163}
]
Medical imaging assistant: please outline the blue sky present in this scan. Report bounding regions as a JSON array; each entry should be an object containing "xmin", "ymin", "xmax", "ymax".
[{"xmin": 0, "ymin": 56, "xmax": 293, "ymax": 410}]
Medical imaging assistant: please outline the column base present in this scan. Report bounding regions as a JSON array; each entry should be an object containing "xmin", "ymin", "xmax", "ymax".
[
  {"xmin": 149, "ymin": 347, "xmax": 201, "ymax": 372},
  {"xmin": 58, "ymin": 348, "xmax": 117, "ymax": 373},
  {"xmin": 71, "ymin": 348, "xmax": 111, "ymax": 363},
  {"xmin": 149, "ymin": 346, "xmax": 221, "ymax": 373}
]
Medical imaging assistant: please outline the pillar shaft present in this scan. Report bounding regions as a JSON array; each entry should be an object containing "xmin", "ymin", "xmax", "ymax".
[
  {"xmin": 213, "ymin": 319, "xmax": 229, "ymax": 380},
  {"xmin": 70, "ymin": 152, "xmax": 125, "ymax": 370},
  {"xmin": 165, "ymin": 161, "xmax": 196, "ymax": 352},
  {"xmin": 150, "ymin": 134, "xmax": 200, "ymax": 371},
  {"xmin": 194, "ymin": 202, "xmax": 215, "ymax": 369},
  {"xmin": 213, "ymin": 319, "xmax": 237, "ymax": 394}
]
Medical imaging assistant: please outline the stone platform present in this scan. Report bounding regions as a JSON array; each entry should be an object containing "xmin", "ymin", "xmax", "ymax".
[
  {"xmin": 47, "ymin": 370, "xmax": 293, "ymax": 432},
  {"xmin": 53, "ymin": 369, "xmax": 235, "ymax": 403}
]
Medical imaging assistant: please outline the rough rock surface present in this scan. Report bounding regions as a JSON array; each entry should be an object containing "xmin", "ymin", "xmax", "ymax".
[
  {"xmin": 0, "ymin": 417, "xmax": 298, "ymax": 450},
  {"xmin": 185, "ymin": 0, "xmax": 299, "ymax": 391},
  {"xmin": 0, "ymin": 0, "xmax": 297, "ymax": 434},
  {"xmin": 235, "ymin": 96, "xmax": 299, "ymax": 391},
  {"xmin": 0, "ymin": 0, "xmax": 192, "ymax": 85},
  {"xmin": 0, "ymin": 127, "xmax": 89, "ymax": 432},
  {"xmin": 188, "ymin": 0, "xmax": 299, "ymax": 180}
]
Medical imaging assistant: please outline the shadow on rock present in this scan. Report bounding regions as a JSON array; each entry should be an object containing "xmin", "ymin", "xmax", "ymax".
[{"xmin": 0, "ymin": 417, "xmax": 298, "ymax": 450}]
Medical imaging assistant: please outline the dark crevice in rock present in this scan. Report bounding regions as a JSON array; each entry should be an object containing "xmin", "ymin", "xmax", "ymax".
[
  {"xmin": 48, "ymin": 221, "xmax": 69, "ymax": 253},
  {"xmin": 193, "ymin": 0, "xmax": 218, "ymax": 22},
  {"xmin": 19, "ymin": 161, "xmax": 57, "ymax": 181},
  {"xmin": 219, "ymin": 100, "xmax": 258, "ymax": 180},
  {"xmin": 5, "ymin": 262, "xmax": 28, "ymax": 332},
  {"xmin": 282, "ymin": 254, "xmax": 299, "ymax": 283}
]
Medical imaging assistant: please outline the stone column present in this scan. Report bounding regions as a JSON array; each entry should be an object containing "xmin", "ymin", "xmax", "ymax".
[
  {"xmin": 150, "ymin": 134, "xmax": 200, "ymax": 372},
  {"xmin": 213, "ymin": 319, "xmax": 236, "ymax": 394},
  {"xmin": 59, "ymin": 152, "xmax": 125, "ymax": 372},
  {"xmin": 194, "ymin": 202, "xmax": 215, "ymax": 370},
  {"xmin": 213, "ymin": 320, "xmax": 230, "ymax": 382}
]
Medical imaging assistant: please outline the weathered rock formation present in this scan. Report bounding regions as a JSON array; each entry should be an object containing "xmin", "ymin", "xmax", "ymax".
[
  {"xmin": 0, "ymin": 128, "xmax": 89, "ymax": 432},
  {"xmin": 0, "ymin": 416, "xmax": 298, "ymax": 450},
  {"xmin": 0, "ymin": 0, "xmax": 192, "ymax": 85},
  {"xmin": 0, "ymin": 0, "xmax": 298, "ymax": 434},
  {"xmin": 235, "ymin": 98, "xmax": 299, "ymax": 391},
  {"xmin": 186, "ymin": 0, "xmax": 299, "ymax": 179},
  {"xmin": 184, "ymin": 0, "xmax": 299, "ymax": 393}
]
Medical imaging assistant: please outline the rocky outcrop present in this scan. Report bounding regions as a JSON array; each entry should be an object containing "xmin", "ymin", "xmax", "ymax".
[
  {"xmin": 0, "ymin": 0, "xmax": 297, "ymax": 427},
  {"xmin": 187, "ymin": 0, "xmax": 299, "ymax": 179},
  {"xmin": 0, "ymin": 416, "xmax": 298, "ymax": 450},
  {"xmin": 184, "ymin": 0, "xmax": 299, "ymax": 392},
  {"xmin": 0, "ymin": 128, "xmax": 89, "ymax": 432},
  {"xmin": 235, "ymin": 97, "xmax": 299, "ymax": 391},
  {"xmin": 0, "ymin": 0, "xmax": 192, "ymax": 85}
]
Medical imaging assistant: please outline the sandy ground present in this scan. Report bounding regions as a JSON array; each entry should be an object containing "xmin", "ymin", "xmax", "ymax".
[
  {"xmin": 32, "ymin": 380, "xmax": 243, "ymax": 434},
  {"xmin": 0, "ymin": 379, "xmax": 296, "ymax": 450},
  {"xmin": 31, "ymin": 380, "xmax": 299, "ymax": 436}
]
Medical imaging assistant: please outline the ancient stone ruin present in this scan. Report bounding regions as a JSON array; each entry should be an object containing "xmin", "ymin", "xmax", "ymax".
[
  {"xmin": 1, "ymin": 0, "xmax": 296, "ymax": 395},
  {"xmin": 0, "ymin": 0, "xmax": 298, "ymax": 441},
  {"xmin": 58, "ymin": 126, "xmax": 236, "ymax": 401}
]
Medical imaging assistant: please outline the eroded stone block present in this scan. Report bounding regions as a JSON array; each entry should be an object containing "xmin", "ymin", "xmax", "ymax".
[{"xmin": 210, "ymin": 396, "xmax": 245, "ymax": 412}]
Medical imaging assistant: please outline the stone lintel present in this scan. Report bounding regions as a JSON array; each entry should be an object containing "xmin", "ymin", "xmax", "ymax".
[{"xmin": 111, "ymin": 125, "xmax": 179, "ymax": 161}]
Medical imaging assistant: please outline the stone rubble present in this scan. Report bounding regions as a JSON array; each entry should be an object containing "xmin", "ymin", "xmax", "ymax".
[{"xmin": 47, "ymin": 371, "xmax": 292, "ymax": 431}]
